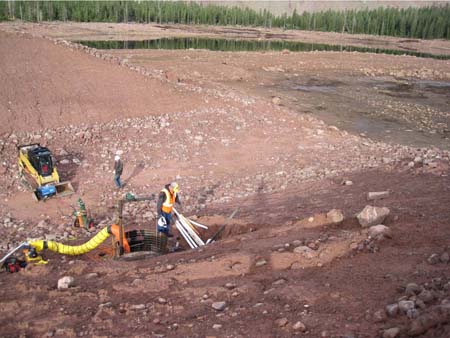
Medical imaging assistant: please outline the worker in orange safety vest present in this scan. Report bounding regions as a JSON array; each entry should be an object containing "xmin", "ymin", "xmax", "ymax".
[{"xmin": 156, "ymin": 182, "xmax": 181, "ymax": 237}]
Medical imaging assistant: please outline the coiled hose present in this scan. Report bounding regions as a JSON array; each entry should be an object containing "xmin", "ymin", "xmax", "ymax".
[{"xmin": 29, "ymin": 224, "xmax": 130, "ymax": 255}]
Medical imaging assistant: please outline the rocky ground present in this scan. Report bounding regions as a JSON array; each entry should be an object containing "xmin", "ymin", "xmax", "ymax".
[{"xmin": 0, "ymin": 22, "xmax": 449, "ymax": 338}]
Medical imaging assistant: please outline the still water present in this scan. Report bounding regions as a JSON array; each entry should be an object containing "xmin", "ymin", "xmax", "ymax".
[{"xmin": 76, "ymin": 37, "xmax": 450, "ymax": 60}]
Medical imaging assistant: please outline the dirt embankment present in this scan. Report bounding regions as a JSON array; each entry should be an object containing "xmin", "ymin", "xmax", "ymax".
[{"xmin": 0, "ymin": 30, "xmax": 212, "ymax": 134}]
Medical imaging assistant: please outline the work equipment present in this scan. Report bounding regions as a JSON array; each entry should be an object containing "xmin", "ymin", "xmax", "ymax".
[
  {"xmin": 73, "ymin": 198, "xmax": 95, "ymax": 229},
  {"xmin": 18, "ymin": 143, "xmax": 74, "ymax": 201},
  {"xmin": 3, "ymin": 257, "xmax": 26, "ymax": 273},
  {"xmin": 0, "ymin": 241, "xmax": 48, "ymax": 268},
  {"xmin": 0, "ymin": 242, "xmax": 29, "ymax": 266},
  {"xmin": 0, "ymin": 224, "xmax": 130, "ymax": 268},
  {"xmin": 117, "ymin": 193, "xmax": 168, "ymax": 256},
  {"xmin": 30, "ymin": 224, "xmax": 130, "ymax": 256}
]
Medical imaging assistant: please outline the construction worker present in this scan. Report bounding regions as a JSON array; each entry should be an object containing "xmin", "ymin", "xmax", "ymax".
[
  {"xmin": 114, "ymin": 153, "xmax": 123, "ymax": 189},
  {"xmin": 156, "ymin": 182, "xmax": 181, "ymax": 237}
]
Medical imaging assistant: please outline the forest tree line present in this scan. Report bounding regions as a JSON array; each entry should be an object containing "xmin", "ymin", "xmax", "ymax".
[{"xmin": 1, "ymin": 1, "xmax": 449, "ymax": 40}]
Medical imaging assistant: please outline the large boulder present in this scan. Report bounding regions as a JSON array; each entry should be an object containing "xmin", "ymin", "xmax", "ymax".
[{"xmin": 357, "ymin": 205, "xmax": 390, "ymax": 228}]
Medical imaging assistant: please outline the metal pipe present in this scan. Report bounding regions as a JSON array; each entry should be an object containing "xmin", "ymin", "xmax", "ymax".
[{"xmin": 118, "ymin": 199, "xmax": 124, "ymax": 256}]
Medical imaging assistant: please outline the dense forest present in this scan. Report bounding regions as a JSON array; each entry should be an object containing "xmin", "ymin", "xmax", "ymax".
[{"xmin": 1, "ymin": 1, "xmax": 449, "ymax": 40}]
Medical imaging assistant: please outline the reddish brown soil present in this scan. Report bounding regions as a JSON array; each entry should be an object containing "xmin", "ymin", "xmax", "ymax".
[{"xmin": 0, "ymin": 22, "xmax": 449, "ymax": 338}]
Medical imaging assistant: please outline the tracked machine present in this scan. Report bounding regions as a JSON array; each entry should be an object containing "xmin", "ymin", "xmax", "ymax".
[{"xmin": 18, "ymin": 143, "xmax": 74, "ymax": 201}]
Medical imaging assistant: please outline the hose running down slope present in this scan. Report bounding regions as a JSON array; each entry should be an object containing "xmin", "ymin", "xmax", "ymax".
[{"xmin": 29, "ymin": 224, "xmax": 130, "ymax": 255}]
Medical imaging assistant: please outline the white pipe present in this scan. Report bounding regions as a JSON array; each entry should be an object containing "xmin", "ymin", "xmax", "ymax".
[
  {"xmin": 175, "ymin": 221, "xmax": 197, "ymax": 249},
  {"xmin": 176, "ymin": 220, "xmax": 197, "ymax": 249},
  {"xmin": 180, "ymin": 214, "xmax": 200, "ymax": 235},
  {"xmin": 175, "ymin": 221, "xmax": 196, "ymax": 249},
  {"xmin": 185, "ymin": 218, "xmax": 208, "ymax": 230},
  {"xmin": 173, "ymin": 208, "xmax": 205, "ymax": 246},
  {"xmin": 179, "ymin": 217, "xmax": 205, "ymax": 246},
  {"xmin": 178, "ymin": 216, "xmax": 202, "ymax": 246}
]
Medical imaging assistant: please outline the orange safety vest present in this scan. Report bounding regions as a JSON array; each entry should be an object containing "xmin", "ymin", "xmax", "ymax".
[{"xmin": 161, "ymin": 188, "xmax": 176, "ymax": 213}]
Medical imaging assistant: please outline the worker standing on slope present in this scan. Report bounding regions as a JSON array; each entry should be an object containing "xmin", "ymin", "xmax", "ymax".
[
  {"xmin": 114, "ymin": 153, "xmax": 123, "ymax": 189},
  {"xmin": 156, "ymin": 182, "xmax": 181, "ymax": 237}
]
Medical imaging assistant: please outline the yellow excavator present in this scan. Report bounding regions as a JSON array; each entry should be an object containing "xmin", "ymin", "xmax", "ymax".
[{"xmin": 18, "ymin": 143, "xmax": 74, "ymax": 201}]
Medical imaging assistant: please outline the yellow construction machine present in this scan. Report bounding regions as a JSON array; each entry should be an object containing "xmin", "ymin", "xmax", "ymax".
[{"xmin": 18, "ymin": 143, "xmax": 74, "ymax": 201}]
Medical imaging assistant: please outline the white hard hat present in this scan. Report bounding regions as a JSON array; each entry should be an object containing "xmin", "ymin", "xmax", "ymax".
[
  {"xmin": 114, "ymin": 155, "xmax": 120, "ymax": 161},
  {"xmin": 170, "ymin": 182, "xmax": 179, "ymax": 193}
]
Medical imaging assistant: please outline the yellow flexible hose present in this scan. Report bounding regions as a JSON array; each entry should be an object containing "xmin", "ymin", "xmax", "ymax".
[{"xmin": 30, "ymin": 226, "xmax": 111, "ymax": 255}]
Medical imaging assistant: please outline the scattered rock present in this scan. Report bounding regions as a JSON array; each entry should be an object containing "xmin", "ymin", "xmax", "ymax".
[
  {"xmin": 417, "ymin": 289, "xmax": 435, "ymax": 303},
  {"xmin": 275, "ymin": 317, "xmax": 289, "ymax": 327},
  {"xmin": 129, "ymin": 304, "xmax": 146, "ymax": 311},
  {"xmin": 212, "ymin": 301, "xmax": 226, "ymax": 311},
  {"xmin": 386, "ymin": 303, "xmax": 399, "ymax": 317},
  {"xmin": 307, "ymin": 242, "xmax": 318, "ymax": 250},
  {"xmin": 224, "ymin": 282, "xmax": 237, "ymax": 290},
  {"xmin": 326, "ymin": 209, "xmax": 344, "ymax": 223},
  {"xmin": 405, "ymin": 283, "xmax": 421, "ymax": 296},
  {"xmin": 383, "ymin": 327, "xmax": 400, "ymax": 338},
  {"xmin": 407, "ymin": 308, "xmax": 420, "ymax": 319},
  {"xmin": 58, "ymin": 276, "xmax": 75, "ymax": 289},
  {"xmin": 273, "ymin": 278, "xmax": 287, "ymax": 285},
  {"xmin": 367, "ymin": 191, "xmax": 390, "ymax": 201},
  {"xmin": 440, "ymin": 252, "xmax": 449, "ymax": 263},
  {"xmin": 293, "ymin": 246, "xmax": 317, "ymax": 259},
  {"xmin": 212, "ymin": 324, "xmax": 222, "ymax": 330},
  {"xmin": 357, "ymin": 205, "xmax": 390, "ymax": 227},
  {"xmin": 368, "ymin": 224, "xmax": 392, "ymax": 239},
  {"xmin": 292, "ymin": 321, "xmax": 306, "ymax": 331},
  {"xmin": 398, "ymin": 300, "xmax": 415, "ymax": 313},
  {"xmin": 373, "ymin": 309, "xmax": 387, "ymax": 323},
  {"xmin": 408, "ymin": 303, "xmax": 450, "ymax": 336},
  {"xmin": 272, "ymin": 97, "xmax": 281, "ymax": 105},
  {"xmin": 255, "ymin": 259, "xmax": 267, "ymax": 267},
  {"xmin": 427, "ymin": 253, "xmax": 440, "ymax": 265},
  {"xmin": 37, "ymin": 219, "xmax": 48, "ymax": 228}
]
